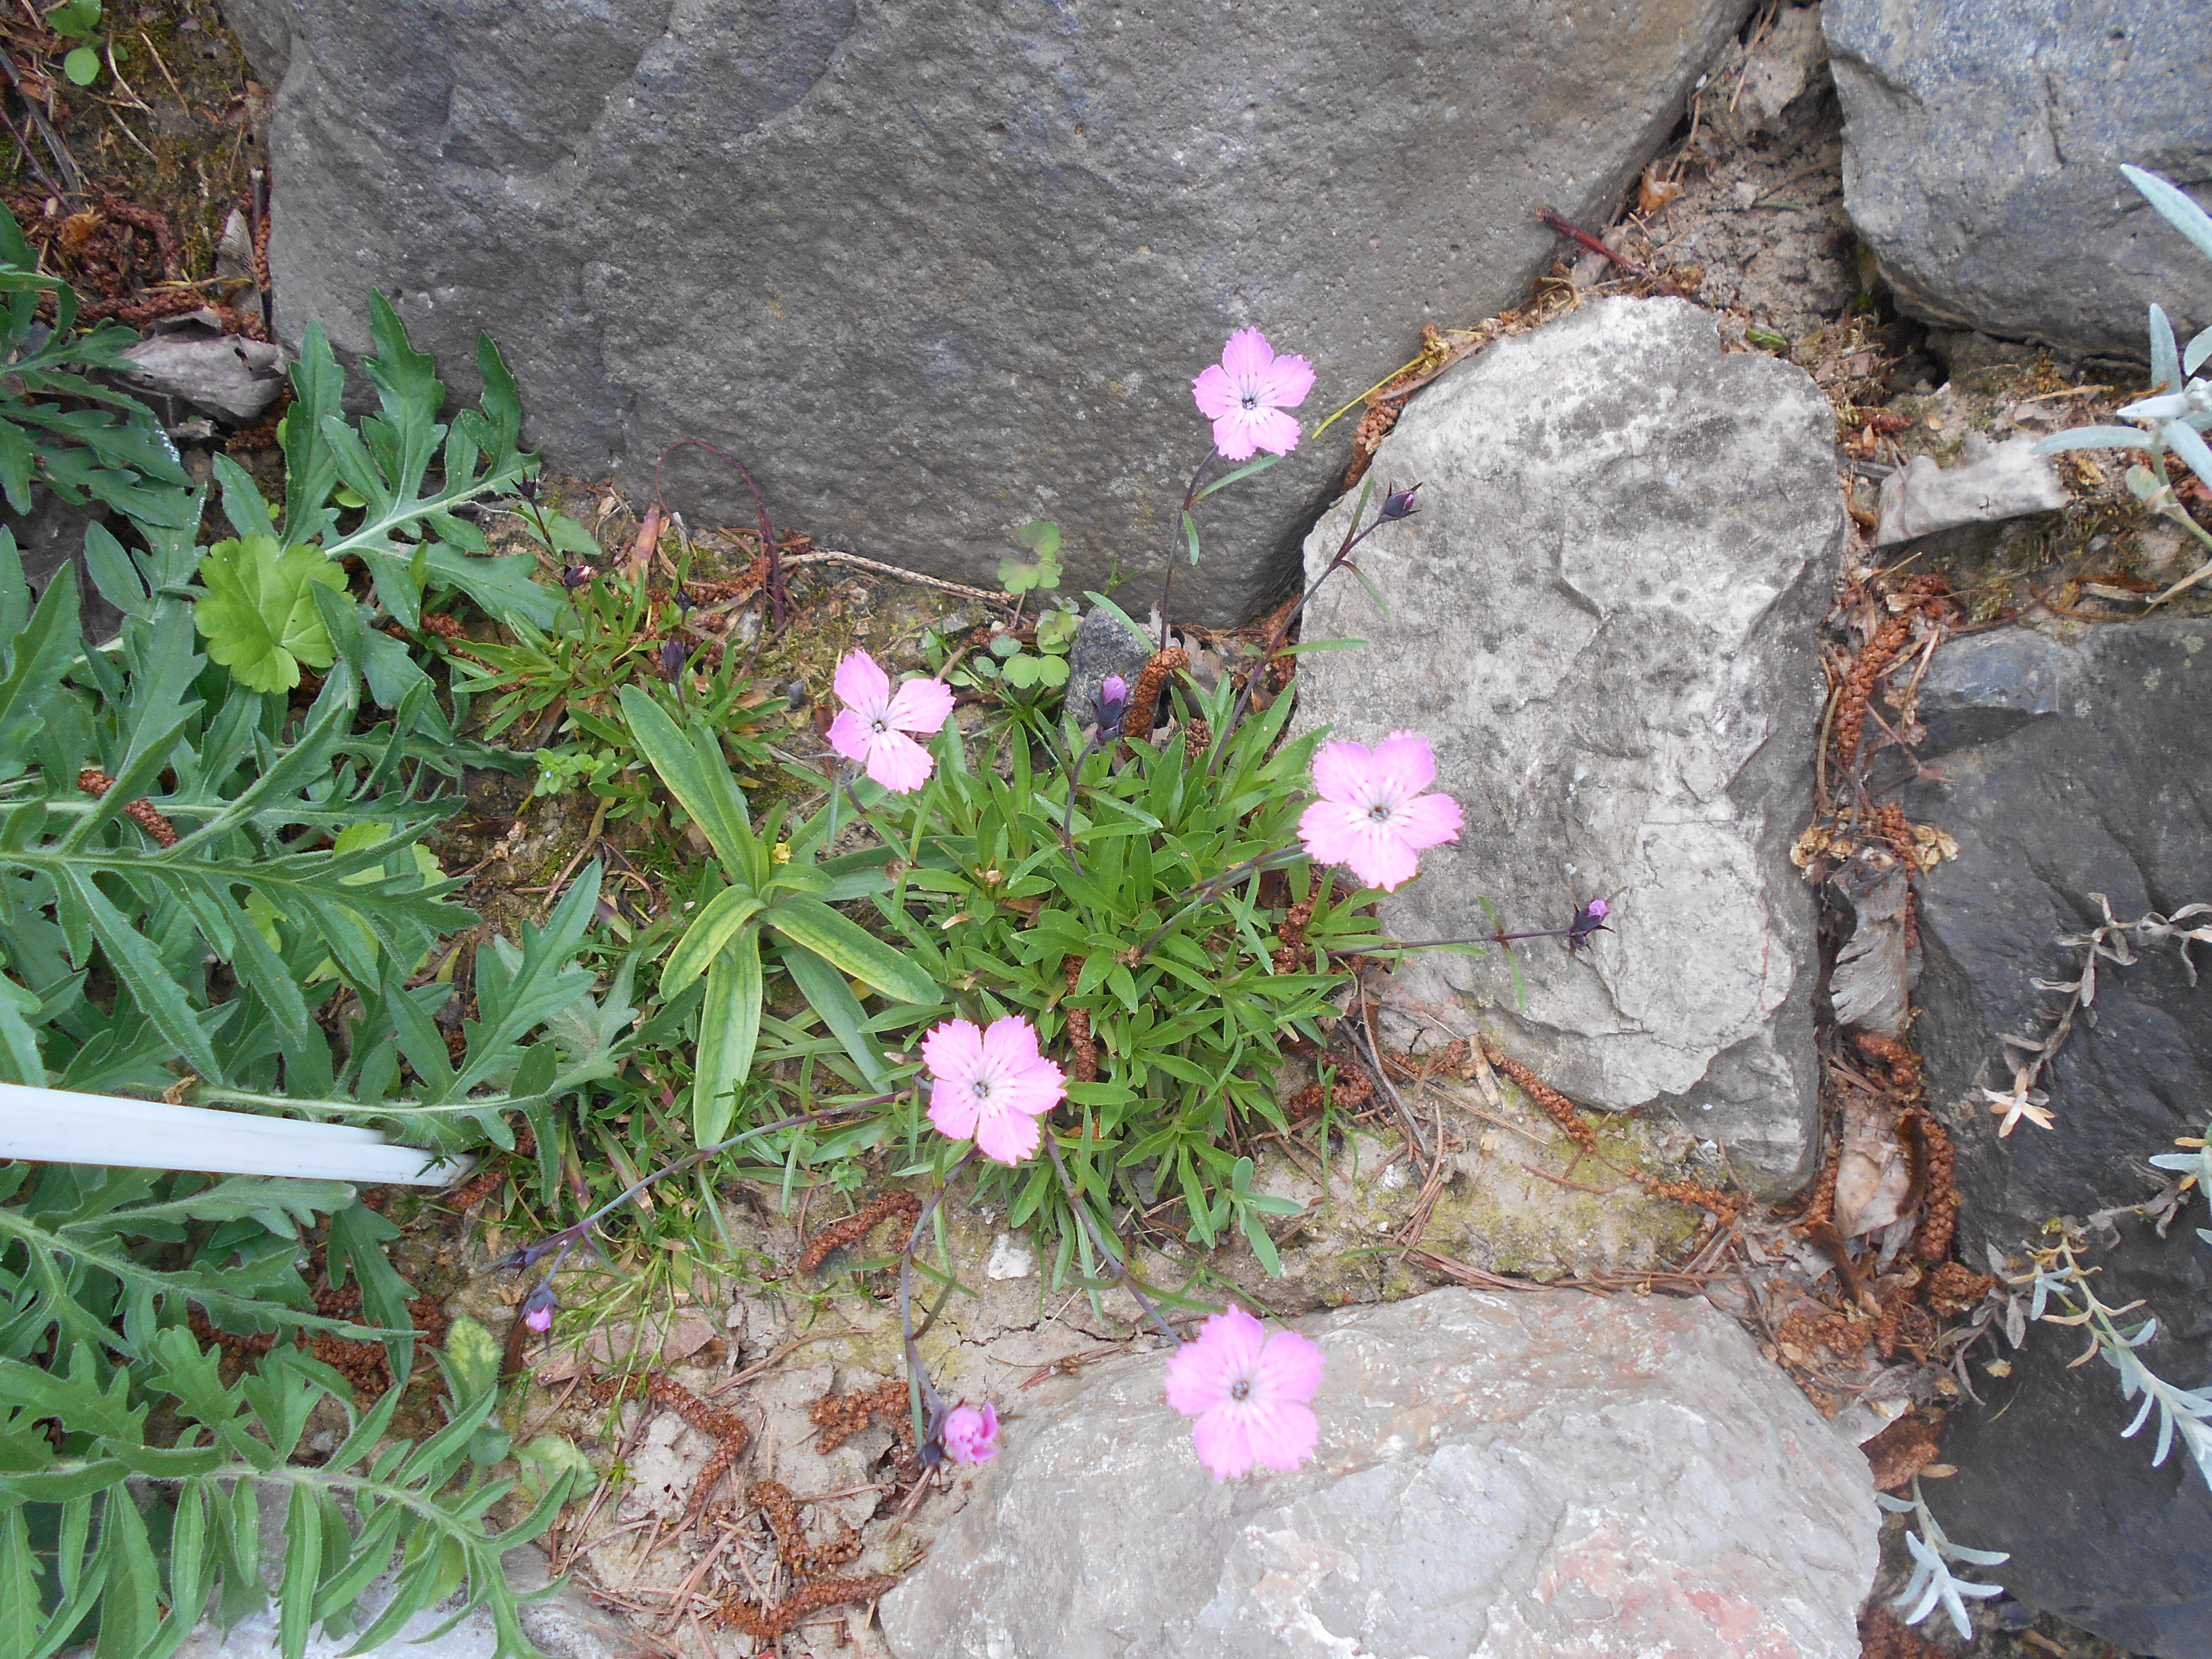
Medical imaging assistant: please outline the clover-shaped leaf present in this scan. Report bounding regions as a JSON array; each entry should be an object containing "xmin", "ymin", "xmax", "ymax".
[
  {"xmin": 194, "ymin": 535, "xmax": 347, "ymax": 692},
  {"xmin": 1000, "ymin": 520, "xmax": 1063, "ymax": 595}
]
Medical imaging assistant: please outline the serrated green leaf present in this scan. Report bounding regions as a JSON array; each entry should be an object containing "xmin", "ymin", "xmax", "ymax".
[{"xmin": 193, "ymin": 536, "xmax": 347, "ymax": 693}]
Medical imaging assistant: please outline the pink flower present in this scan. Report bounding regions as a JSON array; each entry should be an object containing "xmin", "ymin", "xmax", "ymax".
[
  {"xmin": 1191, "ymin": 329, "xmax": 1315, "ymax": 461},
  {"xmin": 1164, "ymin": 1306, "xmax": 1324, "ymax": 1480},
  {"xmin": 921, "ymin": 1015, "xmax": 1067, "ymax": 1164},
  {"xmin": 826, "ymin": 650, "xmax": 955, "ymax": 793},
  {"xmin": 524, "ymin": 1304, "xmax": 553, "ymax": 1333},
  {"xmin": 941, "ymin": 1402, "xmax": 1000, "ymax": 1465},
  {"xmin": 1295, "ymin": 731, "xmax": 1463, "ymax": 893}
]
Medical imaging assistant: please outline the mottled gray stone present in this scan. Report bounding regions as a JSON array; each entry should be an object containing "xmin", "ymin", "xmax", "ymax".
[
  {"xmin": 1824, "ymin": 0, "xmax": 2212, "ymax": 358},
  {"xmin": 219, "ymin": 0, "xmax": 1751, "ymax": 624},
  {"xmin": 1064, "ymin": 605, "xmax": 1154, "ymax": 734},
  {"xmin": 879, "ymin": 1288, "xmax": 1877, "ymax": 1659},
  {"xmin": 1896, "ymin": 617, "xmax": 2212, "ymax": 1655},
  {"xmin": 1294, "ymin": 296, "xmax": 1839, "ymax": 1190}
]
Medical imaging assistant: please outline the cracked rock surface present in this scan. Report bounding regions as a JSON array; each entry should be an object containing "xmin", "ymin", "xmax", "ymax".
[
  {"xmin": 878, "ymin": 1287, "xmax": 1877, "ymax": 1659},
  {"xmin": 1296, "ymin": 295, "xmax": 1840, "ymax": 1190}
]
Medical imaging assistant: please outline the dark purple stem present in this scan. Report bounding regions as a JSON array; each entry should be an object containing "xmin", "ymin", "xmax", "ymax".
[
  {"xmin": 652, "ymin": 438, "xmax": 789, "ymax": 632},
  {"xmin": 1158, "ymin": 449, "xmax": 1216, "ymax": 649}
]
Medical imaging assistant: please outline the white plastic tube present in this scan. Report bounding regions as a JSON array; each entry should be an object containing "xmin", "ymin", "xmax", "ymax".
[{"xmin": 0, "ymin": 1082, "xmax": 474, "ymax": 1186}]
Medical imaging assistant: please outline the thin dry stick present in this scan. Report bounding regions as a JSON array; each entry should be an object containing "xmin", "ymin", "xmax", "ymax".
[{"xmin": 781, "ymin": 547, "xmax": 1012, "ymax": 607}]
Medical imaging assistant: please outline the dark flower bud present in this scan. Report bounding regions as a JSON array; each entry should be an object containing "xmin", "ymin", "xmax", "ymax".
[
  {"xmin": 674, "ymin": 586, "xmax": 695, "ymax": 612},
  {"xmin": 1095, "ymin": 673, "xmax": 1130, "ymax": 738},
  {"xmin": 520, "ymin": 1280, "xmax": 557, "ymax": 1334},
  {"xmin": 560, "ymin": 563, "xmax": 595, "ymax": 592},
  {"xmin": 1566, "ymin": 897, "xmax": 1612, "ymax": 952},
  {"xmin": 517, "ymin": 473, "xmax": 542, "ymax": 503},
  {"xmin": 1379, "ymin": 482, "xmax": 1422, "ymax": 521},
  {"xmin": 659, "ymin": 638, "xmax": 689, "ymax": 682}
]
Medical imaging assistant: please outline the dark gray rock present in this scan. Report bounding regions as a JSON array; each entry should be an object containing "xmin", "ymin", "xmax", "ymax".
[
  {"xmin": 879, "ymin": 1288, "xmax": 1877, "ymax": 1659},
  {"xmin": 1294, "ymin": 296, "xmax": 1841, "ymax": 1191},
  {"xmin": 219, "ymin": 0, "xmax": 1752, "ymax": 624},
  {"xmin": 1064, "ymin": 605, "xmax": 1154, "ymax": 735},
  {"xmin": 1899, "ymin": 617, "xmax": 2212, "ymax": 1656},
  {"xmin": 1823, "ymin": 0, "xmax": 2212, "ymax": 358}
]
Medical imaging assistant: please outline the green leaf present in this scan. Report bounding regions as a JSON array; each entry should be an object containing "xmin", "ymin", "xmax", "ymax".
[
  {"xmin": 1191, "ymin": 454, "xmax": 1280, "ymax": 501},
  {"xmin": 763, "ymin": 895, "xmax": 937, "ymax": 1006},
  {"xmin": 617, "ymin": 685, "xmax": 759, "ymax": 879},
  {"xmin": 780, "ymin": 942, "xmax": 889, "ymax": 1088},
  {"xmin": 441, "ymin": 1316, "xmax": 501, "ymax": 1407},
  {"xmin": 999, "ymin": 521, "xmax": 1062, "ymax": 594},
  {"xmin": 192, "ymin": 536, "xmax": 347, "ymax": 693},
  {"xmin": 61, "ymin": 46, "xmax": 99, "ymax": 85},
  {"xmin": 661, "ymin": 886, "xmax": 766, "ymax": 995},
  {"xmin": 695, "ymin": 933, "xmax": 763, "ymax": 1146}
]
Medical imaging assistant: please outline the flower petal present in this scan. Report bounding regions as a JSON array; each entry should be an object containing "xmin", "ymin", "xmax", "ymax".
[
  {"xmin": 826, "ymin": 709, "xmax": 873, "ymax": 766},
  {"xmin": 1191, "ymin": 1406, "xmax": 1257, "ymax": 1480},
  {"xmin": 922, "ymin": 1019, "xmax": 984, "ymax": 1085},
  {"xmin": 1368, "ymin": 731, "xmax": 1437, "ymax": 802},
  {"xmin": 1390, "ymin": 792, "xmax": 1463, "ymax": 853},
  {"xmin": 1296, "ymin": 797, "xmax": 1370, "ymax": 868},
  {"xmin": 1310, "ymin": 740, "xmax": 1375, "ymax": 807},
  {"xmin": 885, "ymin": 675, "xmax": 955, "ymax": 735},
  {"xmin": 927, "ymin": 1080, "xmax": 981, "ymax": 1143},
  {"xmin": 1345, "ymin": 823, "xmax": 1421, "ymax": 893},
  {"xmin": 1252, "ymin": 1329, "xmax": 1326, "ymax": 1405},
  {"xmin": 1211, "ymin": 411, "xmax": 1259, "ymax": 462},
  {"xmin": 972, "ymin": 1106, "xmax": 1042, "ymax": 1165},
  {"xmin": 979, "ymin": 1014, "xmax": 1043, "ymax": 1074},
  {"xmin": 1245, "ymin": 407, "xmax": 1302, "ymax": 456},
  {"xmin": 1192, "ymin": 362, "xmax": 1240, "ymax": 421},
  {"xmin": 1219, "ymin": 328, "xmax": 1274, "ymax": 387},
  {"xmin": 1255, "ymin": 351, "xmax": 1315, "ymax": 410},
  {"xmin": 1241, "ymin": 1398, "xmax": 1319, "ymax": 1472},
  {"xmin": 833, "ymin": 649, "xmax": 891, "ymax": 716},
  {"xmin": 865, "ymin": 729, "xmax": 936, "ymax": 794}
]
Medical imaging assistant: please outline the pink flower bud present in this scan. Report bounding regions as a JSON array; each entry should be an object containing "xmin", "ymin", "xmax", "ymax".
[{"xmin": 941, "ymin": 1402, "xmax": 1000, "ymax": 1465}]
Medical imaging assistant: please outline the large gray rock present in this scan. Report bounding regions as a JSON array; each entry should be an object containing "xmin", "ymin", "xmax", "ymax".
[
  {"xmin": 220, "ymin": 0, "xmax": 1751, "ymax": 624},
  {"xmin": 1294, "ymin": 296, "xmax": 1839, "ymax": 1190},
  {"xmin": 879, "ymin": 1287, "xmax": 1877, "ymax": 1659},
  {"xmin": 1897, "ymin": 619, "xmax": 2212, "ymax": 1656},
  {"xmin": 1824, "ymin": 0, "xmax": 2212, "ymax": 359}
]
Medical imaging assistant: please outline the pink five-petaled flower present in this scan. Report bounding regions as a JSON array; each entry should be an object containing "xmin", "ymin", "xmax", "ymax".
[
  {"xmin": 1191, "ymin": 329, "xmax": 1316, "ymax": 461},
  {"xmin": 826, "ymin": 650, "xmax": 954, "ymax": 794},
  {"xmin": 940, "ymin": 1403, "xmax": 1000, "ymax": 1465},
  {"xmin": 1295, "ymin": 731, "xmax": 1463, "ymax": 893},
  {"xmin": 1164, "ymin": 1306, "xmax": 1324, "ymax": 1481},
  {"xmin": 921, "ymin": 1015, "xmax": 1067, "ymax": 1164}
]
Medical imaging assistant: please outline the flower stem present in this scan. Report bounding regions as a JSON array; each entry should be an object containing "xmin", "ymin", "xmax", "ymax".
[
  {"xmin": 898, "ymin": 1145, "xmax": 979, "ymax": 1431},
  {"xmin": 1212, "ymin": 487, "xmax": 1401, "ymax": 766},
  {"xmin": 1158, "ymin": 449, "xmax": 1215, "ymax": 649},
  {"xmin": 1043, "ymin": 1135, "xmax": 1184, "ymax": 1349},
  {"xmin": 1127, "ymin": 845, "xmax": 1307, "ymax": 966}
]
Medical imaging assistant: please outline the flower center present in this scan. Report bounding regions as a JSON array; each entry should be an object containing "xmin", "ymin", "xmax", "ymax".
[
  {"xmin": 1366, "ymin": 803, "xmax": 1393, "ymax": 823},
  {"xmin": 970, "ymin": 1070, "xmax": 994, "ymax": 1103},
  {"xmin": 1240, "ymin": 391, "xmax": 1259, "ymax": 410},
  {"xmin": 869, "ymin": 716, "xmax": 889, "ymax": 735},
  {"xmin": 1229, "ymin": 1378, "xmax": 1252, "ymax": 1402}
]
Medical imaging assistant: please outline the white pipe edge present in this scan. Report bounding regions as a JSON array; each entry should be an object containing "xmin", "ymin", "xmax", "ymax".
[{"xmin": 0, "ymin": 1082, "xmax": 475, "ymax": 1187}]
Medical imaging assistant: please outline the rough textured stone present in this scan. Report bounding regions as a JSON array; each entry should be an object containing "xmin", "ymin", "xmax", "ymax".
[
  {"xmin": 1824, "ymin": 0, "xmax": 2212, "ymax": 358},
  {"xmin": 879, "ymin": 1287, "xmax": 1877, "ymax": 1659},
  {"xmin": 1896, "ymin": 618, "xmax": 2212, "ymax": 1656},
  {"xmin": 220, "ymin": 0, "xmax": 1751, "ymax": 624},
  {"xmin": 1064, "ymin": 605, "xmax": 1155, "ymax": 734},
  {"xmin": 1294, "ymin": 296, "xmax": 1839, "ymax": 1190}
]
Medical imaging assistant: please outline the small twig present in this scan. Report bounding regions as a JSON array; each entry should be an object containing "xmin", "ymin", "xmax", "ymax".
[
  {"xmin": 780, "ymin": 548, "xmax": 1012, "ymax": 608},
  {"xmin": 1535, "ymin": 208, "xmax": 1651, "ymax": 279}
]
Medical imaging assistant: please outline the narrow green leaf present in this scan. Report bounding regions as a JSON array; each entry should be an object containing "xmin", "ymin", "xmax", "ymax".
[
  {"xmin": 660, "ymin": 887, "xmax": 765, "ymax": 995},
  {"xmin": 695, "ymin": 932, "xmax": 762, "ymax": 1146},
  {"xmin": 763, "ymin": 895, "xmax": 937, "ymax": 1006}
]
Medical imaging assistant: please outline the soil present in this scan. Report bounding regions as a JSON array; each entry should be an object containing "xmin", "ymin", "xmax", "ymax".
[{"xmin": 13, "ymin": 1, "xmax": 2202, "ymax": 1654}]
